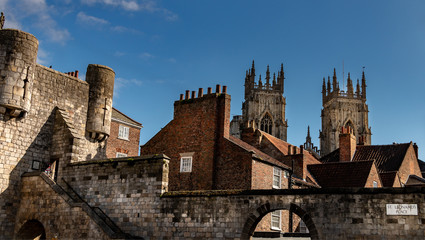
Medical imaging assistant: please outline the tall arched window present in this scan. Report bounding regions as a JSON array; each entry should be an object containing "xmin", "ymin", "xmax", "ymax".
[{"xmin": 260, "ymin": 114, "xmax": 273, "ymax": 134}]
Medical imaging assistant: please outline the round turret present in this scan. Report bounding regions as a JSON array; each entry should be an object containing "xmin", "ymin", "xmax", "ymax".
[
  {"xmin": 86, "ymin": 64, "xmax": 115, "ymax": 141},
  {"xmin": 0, "ymin": 29, "xmax": 38, "ymax": 117}
]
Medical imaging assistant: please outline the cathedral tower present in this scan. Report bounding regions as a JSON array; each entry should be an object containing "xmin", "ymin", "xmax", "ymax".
[
  {"xmin": 320, "ymin": 68, "xmax": 371, "ymax": 156},
  {"xmin": 230, "ymin": 61, "xmax": 288, "ymax": 140}
]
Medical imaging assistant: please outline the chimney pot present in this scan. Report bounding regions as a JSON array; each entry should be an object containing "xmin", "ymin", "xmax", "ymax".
[
  {"xmin": 185, "ymin": 90, "xmax": 190, "ymax": 100},
  {"xmin": 191, "ymin": 91, "xmax": 196, "ymax": 99},
  {"xmin": 179, "ymin": 94, "xmax": 184, "ymax": 101},
  {"xmin": 75, "ymin": 70, "xmax": 79, "ymax": 78},
  {"xmin": 216, "ymin": 84, "xmax": 221, "ymax": 93},
  {"xmin": 223, "ymin": 85, "xmax": 227, "ymax": 93},
  {"xmin": 198, "ymin": 88, "xmax": 203, "ymax": 98},
  {"xmin": 71, "ymin": 72, "xmax": 74, "ymax": 77},
  {"xmin": 207, "ymin": 87, "xmax": 212, "ymax": 94}
]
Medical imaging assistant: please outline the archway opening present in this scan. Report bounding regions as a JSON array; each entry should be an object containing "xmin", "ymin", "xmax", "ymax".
[
  {"xmin": 242, "ymin": 204, "xmax": 318, "ymax": 240},
  {"xmin": 16, "ymin": 219, "xmax": 46, "ymax": 240}
]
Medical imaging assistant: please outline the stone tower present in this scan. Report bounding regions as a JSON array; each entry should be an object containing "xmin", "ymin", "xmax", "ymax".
[
  {"xmin": 230, "ymin": 61, "xmax": 288, "ymax": 140},
  {"xmin": 0, "ymin": 29, "xmax": 38, "ymax": 118},
  {"xmin": 320, "ymin": 68, "xmax": 371, "ymax": 156}
]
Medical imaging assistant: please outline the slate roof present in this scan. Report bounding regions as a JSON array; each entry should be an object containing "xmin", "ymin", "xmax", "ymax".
[
  {"xmin": 307, "ymin": 161, "xmax": 376, "ymax": 188},
  {"xmin": 320, "ymin": 143, "xmax": 411, "ymax": 173},
  {"xmin": 112, "ymin": 108, "xmax": 142, "ymax": 128},
  {"xmin": 228, "ymin": 136, "xmax": 291, "ymax": 171}
]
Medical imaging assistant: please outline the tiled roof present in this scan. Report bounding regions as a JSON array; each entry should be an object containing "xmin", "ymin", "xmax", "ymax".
[
  {"xmin": 256, "ymin": 130, "xmax": 321, "ymax": 186},
  {"xmin": 352, "ymin": 144, "xmax": 410, "ymax": 172},
  {"xmin": 379, "ymin": 171, "xmax": 398, "ymax": 187},
  {"xmin": 405, "ymin": 175, "xmax": 425, "ymax": 186},
  {"xmin": 417, "ymin": 160, "xmax": 425, "ymax": 173},
  {"xmin": 320, "ymin": 143, "xmax": 411, "ymax": 173},
  {"xmin": 307, "ymin": 161, "xmax": 375, "ymax": 188},
  {"xmin": 228, "ymin": 136, "xmax": 290, "ymax": 170},
  {"xmin": 112, "ymin": 108, "xmax": 142, "ymax": 127}
]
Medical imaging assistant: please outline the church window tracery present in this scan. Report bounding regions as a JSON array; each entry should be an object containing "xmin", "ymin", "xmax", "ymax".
[{"xmin": 260, "ymin": 113, "xmax": 273, "ymax": 134}]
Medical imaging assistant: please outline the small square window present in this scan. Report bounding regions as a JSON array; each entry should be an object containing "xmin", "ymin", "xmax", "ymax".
[
  {"xmin": 116, "ymin": 152, "xmax": 128, "ymax": 158},
  {"xmin": 373, "ymin": 181, "xmax": 378, "ymax": 188},
  {"xmin": 118, "ymin": 125, "xmax": 129, "ymax": 140},
  {"xmin": 271, "ymin": 210, "xmax": 281, "ymax": 230},
  {"xmin": 180, "ymin": 157, "xmax": 192, "ymax": 172},
  {"xmin": 273, "ymin": 167, "xmax": 281, "ymax": 189}
]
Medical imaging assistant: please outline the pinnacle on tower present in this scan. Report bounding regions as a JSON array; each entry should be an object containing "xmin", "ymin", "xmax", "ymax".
[
  {"xmin": 361, "ymin": 70, "xmax": 366, "ymax": 99},
  {"xmin": 273, "ymin": 73, "xmax": 276, "ymax": 86},
  {"xmin": 356, "ymin": 79, "xmax": 361, "ymax": 98},
  {"xmin": 306, "ymin": 125, "xmax": 311, "ymax": 143},
  {"xmin": 258, "ymin": 74, "xmax": 263, "ymax": 88},
  {"xmin": 265, "ymin": 65, "xmax": 270, "ymax": 87},
  {"xmin": 251, "ymin": 60, "xmax": 256, "ymax": 77},
  {"xmin": 327, "ymin": 76, "xmax": 331, "ymax": 94},
  {"xmin": 347, "ymin": 72, "xmax": 354, "ymax": 97},
  {"xmin": 322, "ymin": 77, "xmax": 326, "ymax": 101},
  {"xmin": 332, "ymin": 68, "xmax": 339, "ymax": 92}
]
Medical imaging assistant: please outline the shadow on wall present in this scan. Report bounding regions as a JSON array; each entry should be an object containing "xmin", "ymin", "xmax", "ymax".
[{"xmin": 0, "ymin": 108, "xmax": 106, "ymax": 238}]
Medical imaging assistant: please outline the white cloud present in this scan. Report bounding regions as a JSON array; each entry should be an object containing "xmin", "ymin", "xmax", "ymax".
[
  {"xmin": 139, "ymin": 52, "xmax": 154, "ymax": 60},
  {"xmin": 36, "ymin": 46, "xmax": 49, "ymax": 65},
  {"xmin": 114, "ymin": 51, "xmax": 126, "ymax": 57},
  {"xmin": 80, "ymin": 0, "xmax": 178, "ymax": 21},
  {"xmin": 110, "ymin": 25, "xmax": 142, "ymax": 35},
  {"xmin": 77, "ymin": 12, "xmax": 109, "ymax": 26},
  {"xmin": 167, "ymin": 58, "xmax": 176, "ymax": 63},
  {"xmin": 114, "ymin": 77, "xmax": 143, "ymax": 97},
  {"xmin": 4, "ymin": 0, "xmax": 71, "ymax": 44}
]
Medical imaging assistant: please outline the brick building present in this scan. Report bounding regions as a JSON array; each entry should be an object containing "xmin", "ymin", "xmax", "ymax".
[
  {"xmin": 140, "ymin": 85, "xmax": 318, "ymax": 235},
  {"xmin": 106, "ymin": 107, "xmax": 142, "ymax": 158},
  {"xmin": 141, "ymin": 85, "xmax": 294, "ymax": 191},
  {"xmin": 319, "ymin": 126, "xmax": 423, "ymax": 187}
]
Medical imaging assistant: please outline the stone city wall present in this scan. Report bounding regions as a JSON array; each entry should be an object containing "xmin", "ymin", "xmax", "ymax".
[{"xmin": 0, "ymin": 28, "xmax": 113, "ymax": 237}]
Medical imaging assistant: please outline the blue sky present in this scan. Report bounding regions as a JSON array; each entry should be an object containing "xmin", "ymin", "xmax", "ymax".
[{"xmin": 2, "ymin": 0, "xmax": 425, "ymax": 159}]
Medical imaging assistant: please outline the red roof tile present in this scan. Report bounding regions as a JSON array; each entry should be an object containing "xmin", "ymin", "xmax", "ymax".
[
  {"xmin": 320, "ymin": 143, "xmax": 411, "ymax": 173},
  {"xmin": 227, "ymin": 136, "xmax": 290, "ymax": 170},
  {"xmin": 307, "ymin": 161, "xmax": 375, "ymax": 188}
]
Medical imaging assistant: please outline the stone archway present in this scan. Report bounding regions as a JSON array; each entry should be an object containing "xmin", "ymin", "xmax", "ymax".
[
  {"xmin": 15, "ymin": 219, "xmax": 46, "ymax": 240},
  {"xmin": 241, "ymin": 202, "xmax": 319, "ymax": 240}
]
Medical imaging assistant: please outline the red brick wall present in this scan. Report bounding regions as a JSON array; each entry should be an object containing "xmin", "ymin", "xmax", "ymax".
[
  {"xmin": 106, "ymin": 121, "xmax": 140, "ymax": 158},
  {"xmin": 251, "ymin": 160, "xmax": 289, "ymax": 190},
  {"xmin": 364, "ymin": 164, "xmax": 382, "ymax": 188},
  {"xmin": 397, "ymin": 144, "xmax": 422, "ymax": 186},
  {"xmin": 141, "ymin": 91, "xmax": 232, "ymax": 191},
  {"xmin": 339, "ymin": 133, "xmax": 356, "ymax": 162},
  {"xmin": 215, "ymin": 139, "xmax": 252, "ymax": 190},
  {"xmin": 255, "ymin": 210, "xmax": 300, "ymax": 233}
]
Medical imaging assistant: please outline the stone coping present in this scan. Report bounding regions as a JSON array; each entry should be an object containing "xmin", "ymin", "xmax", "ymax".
[
  {"xmin": 161, "ymin": 186, "xmax": 425, "ymax": 198},
  {"xmin": 67, "ymin": 154, "xmax": 170, "ymax": 166}
]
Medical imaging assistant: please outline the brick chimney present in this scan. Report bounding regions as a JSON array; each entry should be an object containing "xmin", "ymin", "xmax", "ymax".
[{"xmin": 339, "ymin": 126, "xmax": 356, "ymax": 162}]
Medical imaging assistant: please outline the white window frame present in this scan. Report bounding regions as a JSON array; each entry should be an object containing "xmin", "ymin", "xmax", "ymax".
[
  {"xmin": 373, "ymin": 181, "xmax": 378, "ymax": 188},
  {"xmin": 180, "ymin": 156, "xmax": 192, "ymax": 172},
  {"xmin": 299, "ymin": 219, "xmax": 309, "ymax": 233},
  {"xmin": 271, "ymin": 210, "xmax": 281, "ymax": 231},
  {"xmin": 118, "ymin": 125, "xmax": 129, "ymax": 140},
  {"xmin": 273, "ymin": 167, "xmax": 281, "ymax": 189},
  {"xmin": 116, "ymin": 152, "xmax": 128, "ymax": 158}
]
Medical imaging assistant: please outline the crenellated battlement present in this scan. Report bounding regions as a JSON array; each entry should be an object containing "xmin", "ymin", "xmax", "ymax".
[{"xmin": 322, "ymin": 68, "xmax": 367, "ymax": 104}]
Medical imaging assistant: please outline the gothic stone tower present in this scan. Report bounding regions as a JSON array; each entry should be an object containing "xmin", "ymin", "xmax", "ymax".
[
  {"xmin": 320, "ymin": 68, "xmax": 371, "ymax": 156},
  {"xmin": 235, "ymin": 61, "xmax": 288, "ymax": 140}
]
